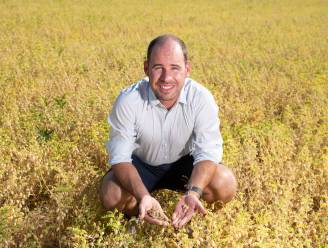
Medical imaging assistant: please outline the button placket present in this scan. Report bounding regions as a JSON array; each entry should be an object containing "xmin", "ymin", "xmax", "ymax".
[
  {"xmin": 162, "ymin": 109, "xmax": 170, "ymax": 160},
  {"xmin": 159, "ymin": 108, "xmax": 166, "ymax": 160},
  {"xmin": 161, "ymin": 105, "xmax": 177, "ymax": 161}
]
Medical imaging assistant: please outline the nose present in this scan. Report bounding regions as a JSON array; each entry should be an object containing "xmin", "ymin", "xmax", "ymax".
[{"xmin": 159, "ymin": 68, "xmax": 173, "ymax": 82}]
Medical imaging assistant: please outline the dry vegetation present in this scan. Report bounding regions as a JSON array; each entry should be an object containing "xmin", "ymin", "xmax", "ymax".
[{"xmin": 0, "ymin": 0, "xmax": 327, "ymax": 247}]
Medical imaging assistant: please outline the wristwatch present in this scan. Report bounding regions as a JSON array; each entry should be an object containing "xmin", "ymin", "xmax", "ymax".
[{"xmin": 185, "ymin": 185, "xmax": 203, "ymax": 198}]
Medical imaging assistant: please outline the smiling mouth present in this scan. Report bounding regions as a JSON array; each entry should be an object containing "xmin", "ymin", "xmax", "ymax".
[
  {"xmin": 160, "ymin": 84, "xmax": 174, "ymax": 90},
  {"xmin": 159, "ymin": 84, "xmax": 175, "ymax": 92}
]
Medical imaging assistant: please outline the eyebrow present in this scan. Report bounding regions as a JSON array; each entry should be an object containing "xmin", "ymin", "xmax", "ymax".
[{"xmin": 152, "ymin": 64, "xmax": 182, "ymax": 68}]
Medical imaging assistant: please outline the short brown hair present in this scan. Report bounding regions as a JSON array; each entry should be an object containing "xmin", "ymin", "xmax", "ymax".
[{"xmin": 146, "ymin": 34, "xmax": 188, "ymax": 62}]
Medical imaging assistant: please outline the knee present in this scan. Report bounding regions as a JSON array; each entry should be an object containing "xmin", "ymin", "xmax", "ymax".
[
  {"xmin": 219, "ymin": 168, "xmax": 237, "ymax": 203},
  {"xmin": 204, "ymin": 166, "xmax": 237, "ymax": 204},
  {"xmin": 99, "ymin": 173, "xmax": 138, "ymax": 215},
  {"xmin": 100, "ymin": 179, "xmax": 119, "ymax": 211},
  {"xmin": 99, "ymin": 174, "xmax": 124, "ymax": 211}
]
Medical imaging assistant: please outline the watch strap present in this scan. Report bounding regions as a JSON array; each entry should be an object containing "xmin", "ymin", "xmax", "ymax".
[{"xmin": 186, "ymin": 185, "xmax": 203, "ymax": 198}]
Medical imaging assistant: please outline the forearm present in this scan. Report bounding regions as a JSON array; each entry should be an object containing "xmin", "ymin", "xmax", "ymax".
[
  {"xmin": 188, "ymin": 160, "xmax": 217, "ymax": 194},
  {"xmin": 112, "ymin": 162, "xmax": 150, "ymax": 202}
]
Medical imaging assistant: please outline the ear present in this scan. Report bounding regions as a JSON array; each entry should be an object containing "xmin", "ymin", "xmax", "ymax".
[
  {"xmin": 185, "ymin": 61, "xmax": 191, "ymax": 77},
  {"xmin": 144, "ymin": 61, "xmax": 149, "ymax": 76}
]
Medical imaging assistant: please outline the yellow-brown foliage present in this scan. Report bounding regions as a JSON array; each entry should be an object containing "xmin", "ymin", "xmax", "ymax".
[{"xmin": 0, "ymin": 0, "xmax": 327, "ymax": 247}]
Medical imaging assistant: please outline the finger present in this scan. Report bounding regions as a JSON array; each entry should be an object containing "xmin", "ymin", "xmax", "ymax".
[
  {"xmin": 172, "ymin": 212, "xmax": 177, "ymax": 222},
  {"xmin": 172, "ymin": 201, "xmax": 185, "ymax": 222},
  {"xmin": 156, "ymin": 205, "xmax": 170, "ymax": 222},
  {"xmin": 144, "ymin": 214, "xmax": 169, "ymax": 226},
  {"xmin": 172, "ymin": 207, "xmax": 184, "ymax": 226},
  {"xmin": 159, "ymin": 211, "xmax": 170, "ymax": 222},
  {"xmin": 196, "ymin": 201, "xmax": 206, "ymax": 215},
  {"xmin": 177, "ymin": 208, "xmax": 195, "ymax": 228},
  {"xmin": 173, "ymin": 205, "xmax": 189, "ymax": 227}
]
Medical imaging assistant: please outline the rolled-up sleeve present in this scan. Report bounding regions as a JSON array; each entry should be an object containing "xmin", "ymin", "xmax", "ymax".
[
  {"xmin": 106, "ymin": 94, "xmax": 137, "ymax": 165},
  {"xmin": 191, "ymin": 91, "xmax": 223, "ymax": 165}
]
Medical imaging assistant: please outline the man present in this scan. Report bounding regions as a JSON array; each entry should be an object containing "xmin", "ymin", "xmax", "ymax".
[{"xmin": 100, "ymin": 34, "xmax": 237, "ymax": 228}]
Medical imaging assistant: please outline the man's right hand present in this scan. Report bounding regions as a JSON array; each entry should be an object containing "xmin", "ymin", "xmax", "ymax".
[{"xmin": 139, "ymin": 195, "xmax": 169, "ymax": 226}]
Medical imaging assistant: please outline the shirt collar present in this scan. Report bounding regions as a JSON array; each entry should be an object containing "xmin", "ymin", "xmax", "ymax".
[
  {"xmin": 148, "ymin": 82, "xmax": 161, "ymax": 106},
  {"xmin": 146, "ymin": 77, "xmax": 188, "ymax": 106}
]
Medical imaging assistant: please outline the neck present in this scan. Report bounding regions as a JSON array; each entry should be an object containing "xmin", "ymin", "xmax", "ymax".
[{"xmin": 161, "ymin": 100, "xmax": 177, "ymax": 110}]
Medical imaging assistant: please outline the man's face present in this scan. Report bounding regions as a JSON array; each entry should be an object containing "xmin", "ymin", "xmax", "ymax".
[{"xmin": 144, "ymin": 40, "xmax": 190, "ymax": 109}]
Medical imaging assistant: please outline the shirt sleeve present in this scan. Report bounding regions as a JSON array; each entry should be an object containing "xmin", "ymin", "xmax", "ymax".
[
  {"xmin": 106, "ymin": 93, "xmax": 137, "ymax": 165},
  {"xmin": 191, "ymin": 91, "xmax": 223, "ymax": 165}
]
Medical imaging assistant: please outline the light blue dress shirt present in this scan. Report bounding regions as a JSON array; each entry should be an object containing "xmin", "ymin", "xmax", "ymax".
[{"xmin": 107, "ymin": 77, "xmax": 223, "ymax": 166}]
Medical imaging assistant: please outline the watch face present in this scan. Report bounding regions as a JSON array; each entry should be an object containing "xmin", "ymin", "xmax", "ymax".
[{"xmin": 191, "ymin": 186, "xmax": 203, "ymax": 194}]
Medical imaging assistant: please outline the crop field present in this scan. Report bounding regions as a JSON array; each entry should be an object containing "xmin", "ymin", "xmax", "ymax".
[{"xmin": 0, "ymin": 0, "xmax": 327, "ymax": 247}]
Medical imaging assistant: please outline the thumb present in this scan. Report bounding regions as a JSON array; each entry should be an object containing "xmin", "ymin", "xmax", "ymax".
[{"xmin": 139, "ymin": 204, "xmax": 146, "ymax": 219}]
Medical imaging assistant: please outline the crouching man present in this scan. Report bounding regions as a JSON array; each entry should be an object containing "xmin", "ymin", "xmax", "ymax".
[{"xmin": 100, "ymin": 34, "xmax": 237, "ymax": 228}]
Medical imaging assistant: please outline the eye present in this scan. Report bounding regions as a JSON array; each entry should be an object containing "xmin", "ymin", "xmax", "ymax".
[
  {"xmin": 172, "ymin": 66, "xmax": 180, "ymax": 71},
  {"xmin": 153, "ymin": 66, "xmax": 163, "ymax": 71}
]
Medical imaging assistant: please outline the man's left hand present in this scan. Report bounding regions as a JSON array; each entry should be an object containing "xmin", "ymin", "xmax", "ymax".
[{"xmin": 172, "ymin": 193, "xmax": 206, "ymax": 228}]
